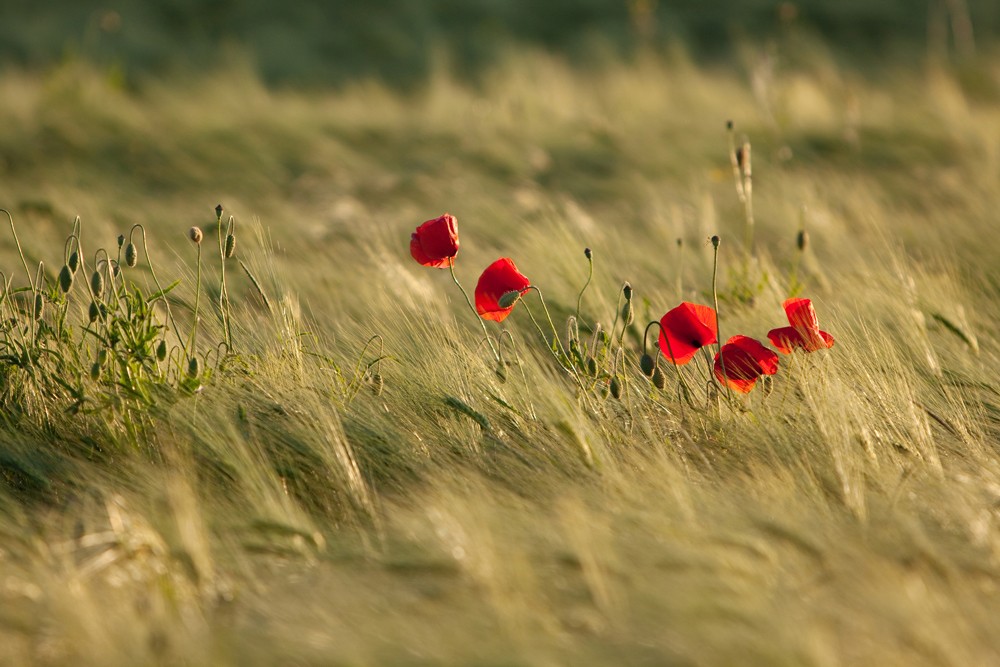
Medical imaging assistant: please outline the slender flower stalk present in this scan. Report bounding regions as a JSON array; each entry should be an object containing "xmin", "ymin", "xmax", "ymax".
[
  {"xmin": 576, "ymin": 247, "xmax": 594, "ymax": 322},
  {"xmin": 450, "ymin": 258, "xmax": 499, "ymax": 361},
  {"xmin": 711, "ymin": 235, "xmax": 733, "ymax": 404},
  {"xmin": 643, "ymin": 320, "xmax": 694, "ymax": 408}
]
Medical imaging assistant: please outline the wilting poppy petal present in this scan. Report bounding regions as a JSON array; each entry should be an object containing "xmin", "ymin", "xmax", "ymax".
[
  {"xmin": 475, "ymin": 258, "xmax": 531, "ymax": 322},
  {"xmin": 767, "ymin": 326, "xmax": 835, "ymax": 354},
  {"xmin": 658, "ymin": 302, "xmax": 718, "ymax": 365},
  {"xmin": 783, "ymin": 298, "xmax": 820, "ymax": 331},
  {"xmin": 714, "ymin": 336, "xmax": 779, "ymax": 394},
  {"xmin": 410, "ymin": 214, "xmax": 459, "ymax": 268}
]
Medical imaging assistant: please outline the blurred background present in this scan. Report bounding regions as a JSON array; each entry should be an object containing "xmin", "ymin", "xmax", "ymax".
[{"xmin": 2, "ymin": 0, "xmax": 998, "ymax": 87}]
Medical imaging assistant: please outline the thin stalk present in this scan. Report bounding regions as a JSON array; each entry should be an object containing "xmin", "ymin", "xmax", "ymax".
[
  {"xmin": 575, "ymin": 249, "xmax": 594, "ymax": 323},
  {"xmin": 449, "ymin": 259, "xmax": 499, "ymax": 362},
  {"xmin": 643, "ymin": 320, "xmax": 695, "ymax": 409},
  {"xmin": 499, "ymin": 329, "xmax": 536, "ymax": 420},
  {"xmin": 711, "ymin": 239, "xmax": 733, "ymax": 404},
  {"xmin": 183, "ymin": 243, "xmax": 203, "ymax": 363},
  {"xmin": 741, "ymin": 138, "xmax": 754, "ymax": 256},
  {"xmin": 726, "ymin": 123, "xmax": 746, "ymax": 204},
  {"xmin": 218, "ymin": 216, "xmax": 234, "ymax": 349},
  {"xmin": 130, "ymin": 224, "xmax": 182, "ymax": 369}
]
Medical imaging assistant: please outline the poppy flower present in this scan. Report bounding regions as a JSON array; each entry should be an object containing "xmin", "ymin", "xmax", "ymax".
[
  {"xmin": 767, "ymin": 298, "xmax": 835, "ymax": 354},
  {"xmin": 657, "ymin": 302, "xmax": 718, "ymax": 365},
  {"xmin": 410, "ymin": 214, "xmax": 460, "ymax": 268},
  {"xmin": 713, "ymin": 335, "xmax": 779, "ymax": 394},
  {"xmin": 475, "ymin": 258, "xmax": 531, "ymax": 322}
]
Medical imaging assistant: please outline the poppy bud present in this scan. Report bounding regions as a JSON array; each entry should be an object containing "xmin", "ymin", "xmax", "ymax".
[
  {"xmin": 189, "ymin": 226, "xmax": 203, "ymax": 244},
  {"xmin": 677, "ymin": 238, "xmax": 683, "ymax": 249},
  {"xmin": 88, "ymin": 301, "xmax": 99, "ymax": 323},
  {"xmin": 112, "ymin": 263, "xmax": 120, "ymax": 279},
  {"xmin": 125, "ymin": 243, "xmax": 137, "ymax": 267},
  {"xmin": 623, "ymin": 282, "xmax": 632, "ymax": 301},
  {"xmin": 652, "ymin": 366, "xmax": 666, "ymax": 390},
  {"xmin": 225, "ymin": 234, "xmax": 236, "ymax": 258},
  {"xmin": 639, "ymin": 353, "xmax": 656, "ymax": 377},
  {"xmin": 90, "ymin": 362, "xmax": 101, "ymax": 382},
  {"xmin": 187, "ymin": 357, "xmax": 200, "ymax": 378},
  {"xmin": 797, "ymin": 230, "xmax": 808, "ymax": 251},
  {"xmin": 59, "ymin": 265, "xmax": 73, "ymax": 293},
  {"xmin": 90, "ymin": 271, "xmax": 103, "ymax": 297},
  {"xmin": 497, "ymin": 290, "xmax": 523, "ymax": 309},
  {"xmin": 599, "ymin": 330, "xmax": 610, "ymax": 346},
  {"xmin": 584, "ymin": 247, "xmax": 592, "ymax": 260},
  {"xmin": 726, "ymin": 120, "xmax": 734, "ymax": 131},
  {"xmin": 156, "ymin": 339, "xmax": 167, "ymax": 361},
  {"xmin": 371, "ymin": 373, "xmax": 384, "ymax": 396},
  {"xmin": 68, "ymin": 251, "xmax": 80, "ymax": 273},
  {"xmin": 100, "ymin": 304, "xmax": 107, "ymax": 320},
  {"xmin": 621, "ymin": 301, "xmax": 633, "ymax": 325},
  {"xmin": 601, "ymin": 385, "xmax": 610, "ymax": 399},
  {"xmin": 215, "ymin": 204, "xmax": 224, "ymax": 220},
  {"xmin": 711, "ymin": 235, "xmax": 720, "ymax": 248},
  {"xmin": 610, "ymin": 377, "xmax": 622, "ymax": 399},
  {"xmin": 587, "ymin": 357, "xmax": 598, "ymax": 376},
  {"xmin": 98, "ymin": 349, "xmax": 108, "ymax": 366},
  {"xmin": 117, "ymin": 234, "xmax": 125, "ymax": 248},
  {"xmin": 33, "ymin": 293, "xmax": 43, "ymax": 320}
]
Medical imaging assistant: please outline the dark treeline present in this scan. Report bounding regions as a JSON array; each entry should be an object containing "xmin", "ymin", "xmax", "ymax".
[{"xmin": 1, "ymin": 0, "xmax": 998, "ymax": 86}]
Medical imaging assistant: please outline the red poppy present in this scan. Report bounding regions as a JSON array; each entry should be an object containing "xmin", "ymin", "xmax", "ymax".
[
  {"xmin": 767, "ymin": 298, "xmax": 835, "ymax": 354},
  {"xmin": 713, "ymin": 335, "xmax": 779, "ymax": 394},
  {"xmin": 657, "ymin": 302, "xmax": 718, "ymax": 365},
  {"xmin": 475, "ymin": 258, "xmax": 531, "ymax": 322},
  {"xmin": 410, "ymin": 214, "xmax": 460, "ymax": 268}
]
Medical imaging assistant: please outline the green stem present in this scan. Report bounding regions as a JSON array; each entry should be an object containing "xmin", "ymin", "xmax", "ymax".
[
  {"xmin": 131, "ymin": 224, "xmax": 182, "ymax": 372},
  {"xmin": 449, "ymin": 259, "xmax": 499, "ymax": 362},
  {"xmin": 643, "ymin": 320, "xmax": 694, "ymax": 408},
  {"xmin": 711, "ymin": 240, "xmax": 733, "ymax": 404},
  {"xmin": 575, "ymin": 250, "xmax": 593, "ymax": 323},
  {"xmin": 184, "ymin": 243, "xmax": 203, "ymax": 362}
]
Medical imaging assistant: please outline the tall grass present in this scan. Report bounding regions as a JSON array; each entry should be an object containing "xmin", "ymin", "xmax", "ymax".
[{"xmin": 2, "ymin": 47, "xmax": 1000, "ymax": 665}]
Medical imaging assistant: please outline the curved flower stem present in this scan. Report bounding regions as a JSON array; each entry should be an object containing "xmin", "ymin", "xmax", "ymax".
[
  {"xmin": 130, "ymin": 225, "xmax": 182, "ymax": 375},
  {"xmin": 499, "ymin": 329, "xmax": 535, "ymax": 419},
  {"xmin": 643, "ymin": 320, "xmax": 695, "ymax": 409},
  {"xmin": 711, "ymin": 239, "xmax": 733, "ymax": 404},
  {"xmin": 183, "ymin": 243, "xmax": 203, "ymax": 363},
  {"xmin": 524, "ymin": 287, "xmax": 590, "ymax": 395},
  {"xmin": 449, "ymin": 259, "xmax": 499, "ymax": 362},
  {"xmin": 575, "ymin": 250, "xmax": 593, "ymax": 323}
]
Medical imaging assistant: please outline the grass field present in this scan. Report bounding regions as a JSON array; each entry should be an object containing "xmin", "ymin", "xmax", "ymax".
[{"xmin": 3, "ymin": 33, "xmax": 1000, "ymax": 665}]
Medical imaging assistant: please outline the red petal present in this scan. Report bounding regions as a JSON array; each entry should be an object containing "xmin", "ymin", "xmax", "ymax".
[
  {"xmin": 768, "ymin": 326, "xmax": 834, "ymax": 353},
  {"xmin": 475, "ymin": 258, "xmax": 531, "ymax": 322},
  {"xmin": 658, "ymin": 302, "xmax": 718, "ymax": 365},
  {"xmin": 725, "ymin": 335, "xmax": 779, "ymax": 375},
  {"xmin": 783, "ymin": 298, "xmax": 820, "ymax": 331},
  {"xmin": 411, "ymin": 214, "xmax": 459, "ymax": 267},
  {"xmin": 713, "ymin": 351, "xmax": 759, "ymax": 393}
]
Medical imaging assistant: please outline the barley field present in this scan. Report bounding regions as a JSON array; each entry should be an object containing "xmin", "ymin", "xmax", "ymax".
[{"xmin": 3, "ymin": 8, "xmax": 1000, "ymax": 665}]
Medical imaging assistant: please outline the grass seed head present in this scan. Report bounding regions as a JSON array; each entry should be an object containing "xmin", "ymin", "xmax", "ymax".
[
  {"xmin": 189, "ymin": 226, "xmax": 203, "ymax": 244},
  {"xmin": 125, "ymin": 243, "xmax": 138, "ymax": 267},
  {"xmin": 58, "ymin": 265, "xmax": 73, "ymax": 293}
]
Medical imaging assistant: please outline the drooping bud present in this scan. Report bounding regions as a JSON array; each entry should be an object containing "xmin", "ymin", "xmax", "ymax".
[
  {"xmin": 156, "ymin": 339, "xmax": 167, "ymax": 361},
  {"xmin": 584, "ymin": 247, "xmax": 592, "ymax": 260},
  {"xmin": 652, "ymin": 366, "xmax": 666, "ymax": 390},
  {"xmin": 117, "ymin": 234, "xmax": 125, "ymax": 248},
  {"xmin": 98, "ymin": 349, "xmax": 108, "ymax": 366},
  {"xmin": 797, "ymin": 230, "xmax": 808, "ymax": 251},
  {"xmin": 90, "ymin": 270, "xmax": 104, "ymax": 297},
  {"xmin": 639, "ymin": 353, "xmax": 656, "ymax": 377},
  {"xmin": 88, "ymin": 301, "xmax": 100, "ymax": 323},
  {"xmin": 125, "ymin": 243, "xmax": 137, "ymax": 267},
  {"xmin": 187, "ymin": 357, "xmax": 201, "ymax": 378},
  {"xmin": 498, "ymin": 290, "xmax": 522, "ymax": 309},
  {"xmin": 68, "ymin": 251, "xmax": 80, "ymax": 273},
  {"xmin": 90, "ymin": 362, "xmax": 101, "ymax": 382},
  {"xmin": 224, "ymin": 234, "xmax": 236, "ymax": 258},
  {"xmin": 189, "ymin": 226, "xmax": 203, "ymax": 244},
  {"xmin": 371, "ymin": 373, "xmax": 384, "ymax": 396},
  {"xmin": 711, "ymin": 235, "xmax": 720, "ymax": 248},
  {"xmin": 587, "ymin": 357, "xmax": 598, "ymax": 376},
  {"xmin": 622, "ymin": 282, "xmax": 632, "ymax": 301},
  {"xmin": 33, "ymin": 293, "xmax": 43, "ymax": 320},
  {"xmin": 59, "ymin": 265, "xmax": 74, "ymax": 293},
  {"xmin": 610, "ymin": 377, "xmax": 622, "ymax": 399},
  {"xmin": 621, "ymin": 301, "xmax": 633, "ymax": 326}
]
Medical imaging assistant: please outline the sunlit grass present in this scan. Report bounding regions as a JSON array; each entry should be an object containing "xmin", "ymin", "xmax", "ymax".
[{"xmin": 2, "ymin": 46, "xmax": 1000, "ymax": 665}]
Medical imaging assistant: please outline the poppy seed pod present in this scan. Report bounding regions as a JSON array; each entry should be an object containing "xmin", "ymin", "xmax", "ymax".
[
  {"xmin": 90, "ymin": 362, "xmax": 101, "ymax": 382},
  {"xmin": 59, "ymin": 265, "xmax": 73, "ymax": 293},
  {"xmin": 797, "ymin": 230, "xmax": 808, "ymax": 251},
  {"xmin": 584, "ymin": 247, "xmax": 592, "ymax": 260},
  {"xmin": 187, "ymin": 357, "xmax": 201, "ymax": 378},
  {"xmin": 371, "ymin": 373, "xmax": 384, "ymax": 396},
  {"xmin": 125, "ymin": 243, "xmax": 137, "ymax": 267},
  {"xmin": 652, "ymin": 366, "xmax": 666, "ymax": 390},
  {"xmin": 156, "ymin": 339, "xmax": 167, "ymax": 362},
  {"xmin": 225, "ymin": 234, "xmax": 236, "ymax": 258},
  {"xmin": 117, "ymin": 234, "xmax": 125, "ymax": 248},
  {"xmin": 33, "ymin": 293, "xmax": 43, "ymax": 320},
  {"xmin": 90, "ymin": 271, "xmax": 103, "ymax": 297},
  {"xmin": 639, "ymin": 353, "xmax": 656, "ymax": 377},
  {"xmin": 498, "ymin": 290, "xmax": 522, "ymax": 310},
  {"xmin": 610, "ymin": 377, "xmax": 622, "ymax": 399},
  {"xmin": 711, "ymin": 235, "xmax": 720, "ymax": 248},
  {"xmin": 189, "ymin": 226, "xmax": 203, "ymax": 244},
  {"xmin": 68, "ymin": 251, "xmax": 80, "ymax": 273},
  {"xmin": 88, "ymin": 301, "xmax": 99, "ymax": 323}
]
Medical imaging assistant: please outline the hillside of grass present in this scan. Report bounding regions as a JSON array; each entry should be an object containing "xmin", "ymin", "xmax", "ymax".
[{"xmin": 3, "ymin": 34, "xmax": 1000, "ymax": 666}]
